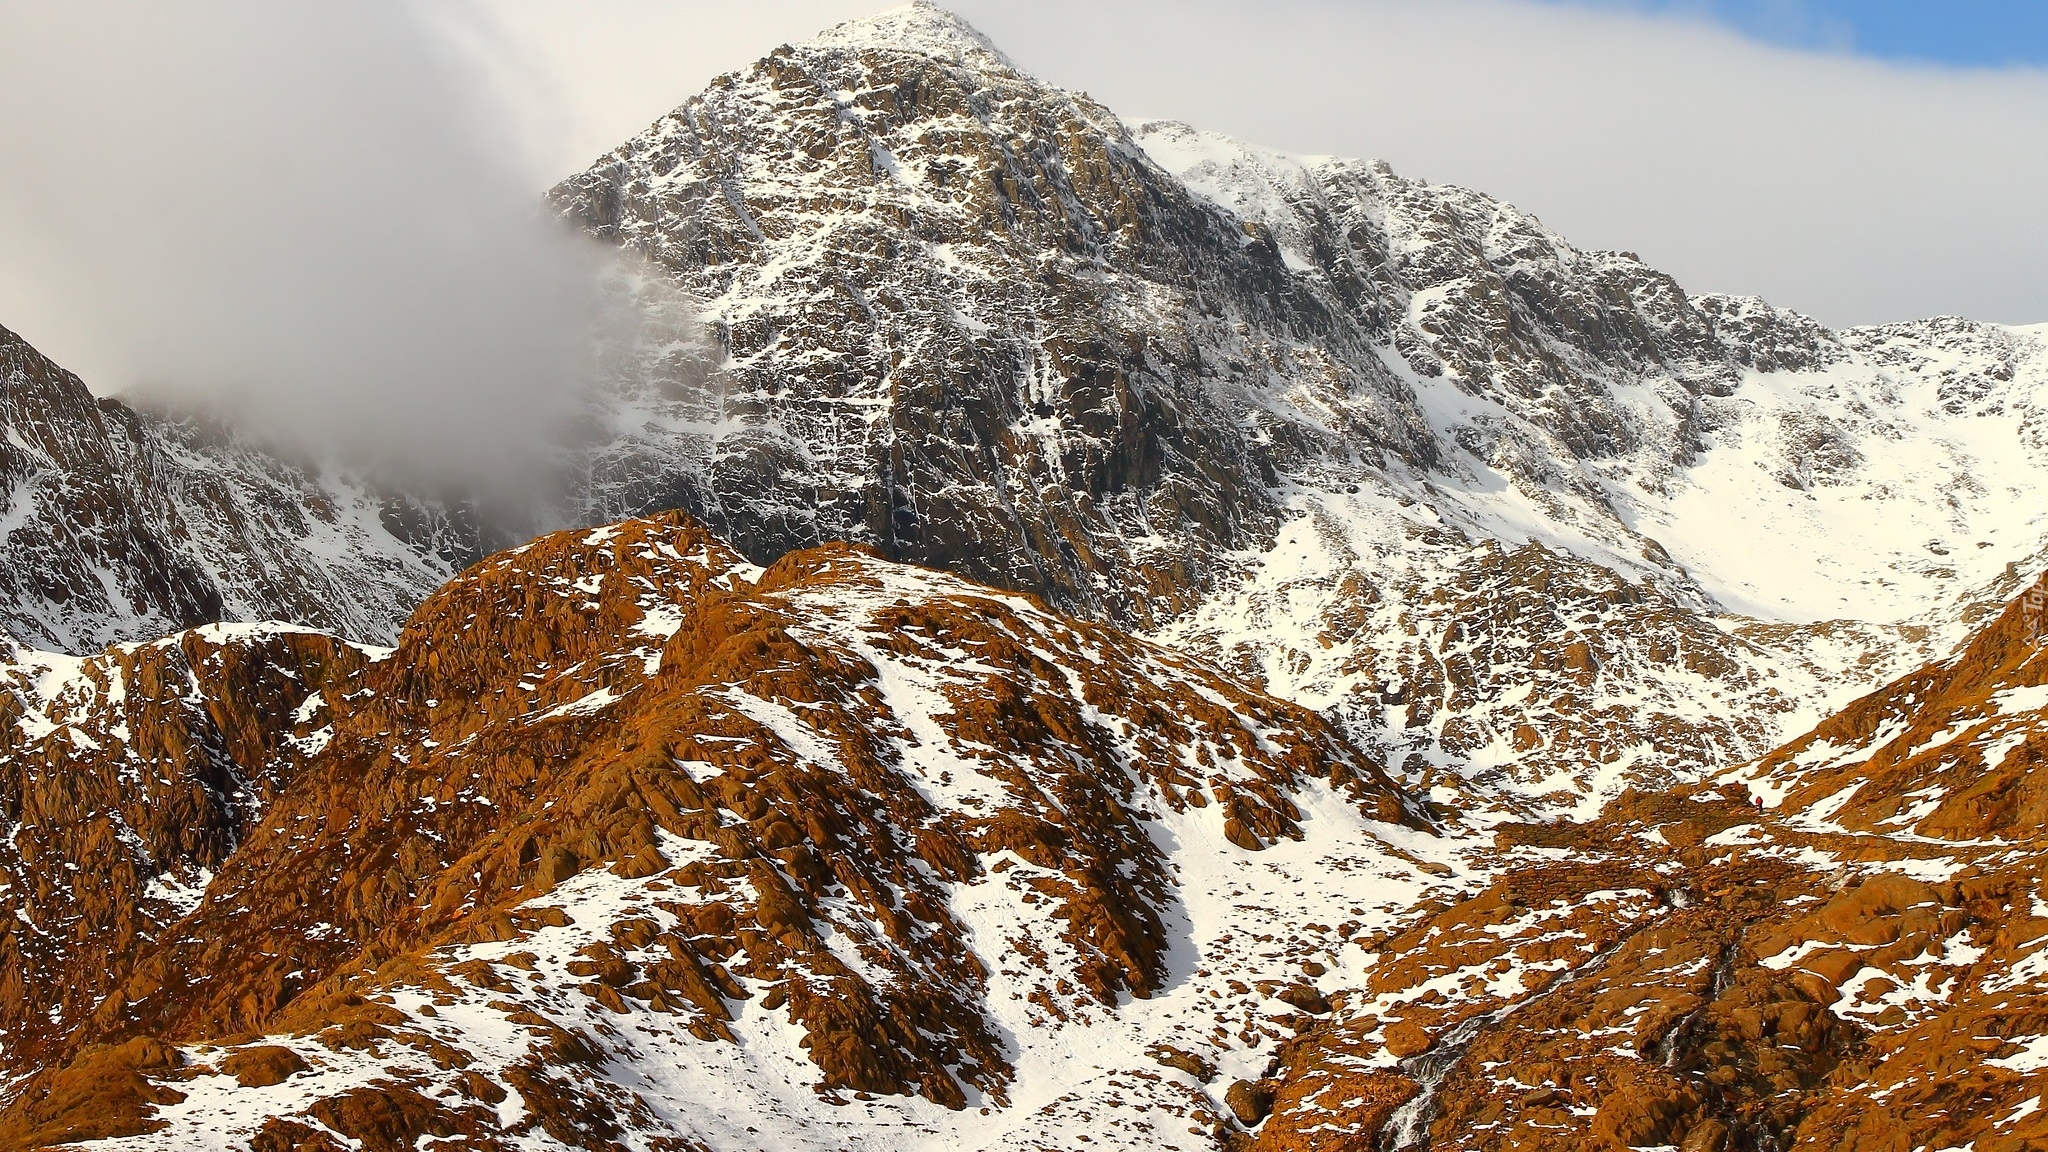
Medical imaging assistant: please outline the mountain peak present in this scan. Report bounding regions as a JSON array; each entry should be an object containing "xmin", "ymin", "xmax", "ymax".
[{"xmin": 804, "ymin": 2, "xmax": 1018, "ymax": 71}]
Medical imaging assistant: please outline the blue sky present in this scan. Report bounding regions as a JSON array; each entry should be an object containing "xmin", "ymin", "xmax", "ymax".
[{"xmin": 1565, "ymin": 0, "xmax": 2048, "ymax": 66}]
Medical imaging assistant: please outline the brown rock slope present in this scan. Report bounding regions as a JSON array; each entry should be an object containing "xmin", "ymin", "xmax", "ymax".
[
  {"xmin": 1226, "ymin": 571, "xmax": 2048, "ymax": 1151},
  {"xmin": 8, "ymin": 515, "xmax": 2044, "ymax": 1151},
  {"xmin": 0, "ymin": 511, "xmax": 1437, "ymax": 1150},
  {"xmin": 0, "ymin": 624, "xmax": 373, "ymax": 1073}
]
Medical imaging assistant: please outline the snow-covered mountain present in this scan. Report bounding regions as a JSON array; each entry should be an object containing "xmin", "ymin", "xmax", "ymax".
[
  {"xmin": 547, "ymin": 2, "xmax": 2048, "ymax": 813},
  {"xmin": 7, "ymin": 7, "xmax": 2039, "ymax": 780},
  {"xmin": 1140, "ymin": 116, "xmax": 2048, "ymax": 625},
  {"xmin": 5, "ymin": 7, "xmax": 2048, "ymax": 1147},
  {"xmin": 6, "ymin": 3, "xmax": 2040, "ymax": 816}
]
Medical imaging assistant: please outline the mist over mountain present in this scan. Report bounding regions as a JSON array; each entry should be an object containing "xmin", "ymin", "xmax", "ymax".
[{"xmin": 0, "ymin": 1, "xmax": 653, "ymax": 492}]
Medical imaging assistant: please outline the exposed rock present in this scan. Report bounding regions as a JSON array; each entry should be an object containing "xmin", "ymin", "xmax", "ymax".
[
  {"xmin": 0, "ymin": 622, "xmax": 373, "ymax": 1069},
  {"xmin": 1216, "ymin": 578, "xmax": 2048, "ymax": 1151},
  {"xmin": 0, "ymin": 511, "xmax": 1430, "ymax": 1148},
  {"xmin": 4, "ymin": 2, "xmax": 2045, "ymax": 831},
  {"xmin": 220, "ymin": 1045, "xmax": 309, "ymax": 1088},
  {"xmin": 3, "ymin": 514, "xmax": 2048, "ymax": 1152},
  {"xmin": 1225, "ymin": 1078, "xmax": 1275, "ymax": 1126}
]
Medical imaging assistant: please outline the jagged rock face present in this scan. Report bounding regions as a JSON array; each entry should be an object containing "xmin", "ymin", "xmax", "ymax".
[
  {"xmin": 544, "ymin": 4, "xmax": 2048, "ymax": 816},
  {"xmin": 1131, "ymin": 122, "xmax": 2048, "ymax": 622},
  {"xmin": 5, "ymin": 7, "xmax": 2048, "ymax": 1146},
  {"xmin": 544, "ymin": 1, "xmax": 2048, "ymax": 643},
  {"xmin": 547, "ymin": 3, "xmax": 1436, "ymax": 628},
  {"xmin": 550, "ymin": 5, "xmax": 1843, "ymax": 630},
  {"xmin": 0, "ymin": 512, "xmax": 1441, "ymax": 1150},
  {"xmin": 1137, "ymin": 121, "xmax": 1863, "ymax": 409},
  {"xmin": 1157, "ymin": 506, "xmax": 1918, "ymax": 817},
  {"xmin": 1139, "ymin": 121, "xmax": 1762, "ymax": 470},
  {"xmin": 0, "ymin": 625, "xmax": 370, "ymax": 1073},
  {"xmin": 1125, "ymin": 124, "xmax": 2048, "ymax": 812},
  {"xmin": 10, "ymin": 520, "xmax": 2048, "ymax": 1151},
  {"xmin": 1330, "ymin": 803, "xmax": 2037, "ymax": 1152},
  {"xmin": 0, "ymin": 322, "xmax": 463, "ymax": 651}
]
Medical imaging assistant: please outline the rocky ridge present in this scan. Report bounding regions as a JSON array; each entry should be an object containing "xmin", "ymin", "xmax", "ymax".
[
  {"xmin": 0, "ymin": 622, "xmax": 371, "ymax": 1075},
  {"xmin": 547, "ymin": 3, "xmax": 1430, "ymax": 629},
  {"xmin": 6, "ymin": 522, "xmax": 2048, "ymax": 1151},
  {"xmin": 0, "ymin": 511, "xmax": 1444, "ymax": 1149}
]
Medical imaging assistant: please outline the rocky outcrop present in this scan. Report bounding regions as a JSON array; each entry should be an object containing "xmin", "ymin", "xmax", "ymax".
[
  {"xmin": 1159, "ymin": 518, "xmax": 1899, "ymax": 818},
  {"xmin": 1740, "ymin": 567, "xmax": 2048, "ymax": 842},
  {"xmin": 0, "ymin": 511, "xmax": 1431, "ymax": 1149},
  {"xmin": 3, "ymin": 8, "xmax": 2048, "ymax": 1146},
  {"xmin": 0, "ymin": 623, "xmax": 374, "ymax": 1073}
]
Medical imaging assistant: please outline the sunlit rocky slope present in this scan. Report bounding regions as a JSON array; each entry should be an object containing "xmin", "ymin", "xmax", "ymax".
[
  {"xmin": 4, "ymin": 4, "xmax": 2048, "ymax": 1149},
  {"xmin": 2, "ymin": 517, "xmax": 2045, "ymax": 1151},
  {"xmin": 0, "ymin": 512, "xmax": 1435, "ymax": 1148}
]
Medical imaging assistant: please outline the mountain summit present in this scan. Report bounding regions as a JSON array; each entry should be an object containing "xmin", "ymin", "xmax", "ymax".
[
  {"xmin": 549, "ymin": 4, "xmax": 2048, "ymax": 814},
  {"xmin": 810, "ymin": 1, "xmax": 1021, "ymax": 67}
]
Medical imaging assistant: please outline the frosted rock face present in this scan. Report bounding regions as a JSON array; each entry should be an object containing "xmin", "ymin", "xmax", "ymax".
[
  {"xmin": 2, "ymin": 3, "xmax": 2042, "ymax": 815},
  {"xmin": 547, "ymin": 3, "xmax": 1438, "ymax": 628},
  {"xmin": 0, "ymin": 323, "xmax": 461, "ymax": 651},
  {"xmin": 548, "ymin": 4, "xmax": 2026, "ymax": 626},
  {"xmin": 548, "ymin": 5, "xmax": 2048, "ymax": 812}
]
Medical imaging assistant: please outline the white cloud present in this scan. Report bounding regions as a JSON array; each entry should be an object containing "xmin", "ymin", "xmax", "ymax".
[
  {"xmin": 455, "ymin": 0, "xmax": 882, "ymax": 182},
  {"xmin": 0, "ymin": 1, "xmax": 614, "ymax": 489}
]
